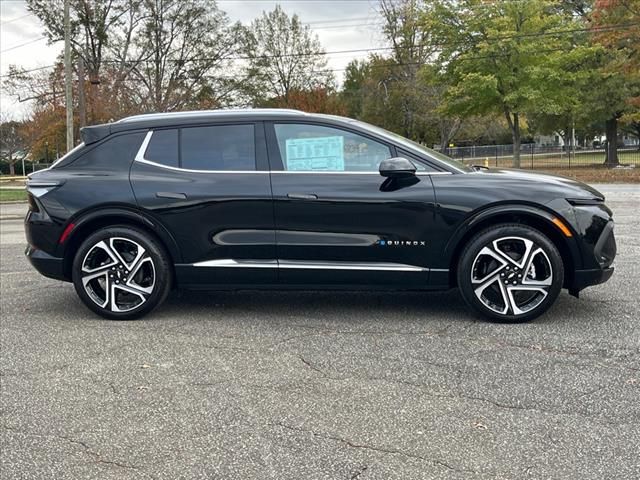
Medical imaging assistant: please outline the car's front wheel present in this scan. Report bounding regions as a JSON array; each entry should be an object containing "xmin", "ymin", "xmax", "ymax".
[
  {"xmin": 72, "ymin": 226, "xmax": 171, "ymax": 320},
  {"xmin": 457, "ymin": 224, "xmax": 564, "ymax": 322}
]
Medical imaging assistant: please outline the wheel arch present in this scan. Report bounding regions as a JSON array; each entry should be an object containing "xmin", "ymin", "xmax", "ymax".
[
  {"xmin": 445, "ymin": 205, "xmax": 580, "ymax": 288},
  {"xmin": 61, "ymin": 206, "xmax": 181, "ymax": 281}
]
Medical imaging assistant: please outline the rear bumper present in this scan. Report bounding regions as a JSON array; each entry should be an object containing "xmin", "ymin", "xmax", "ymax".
[{"xmin": 25, "ymin": 245, "xmax": 68, "ymax": 282}]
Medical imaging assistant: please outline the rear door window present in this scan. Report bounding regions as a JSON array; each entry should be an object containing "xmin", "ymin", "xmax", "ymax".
[{"xmin": 181, "ymin": 124, "xmax": 256, "ymax": 171}]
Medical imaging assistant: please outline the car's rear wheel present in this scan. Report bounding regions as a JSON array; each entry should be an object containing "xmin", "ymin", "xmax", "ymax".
[
  {"xmin": 457, "ymin": 224, "xmax": 564, "ymax": 322},
  {"xmin": 72, "ymin": 226, "xmax": 171, "ymax": 320}
]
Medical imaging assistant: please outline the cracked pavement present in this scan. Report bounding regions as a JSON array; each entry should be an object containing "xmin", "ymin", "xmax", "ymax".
[{"xmin": 1, "ymin": 184, "xmax": 639, "ymax": 479}]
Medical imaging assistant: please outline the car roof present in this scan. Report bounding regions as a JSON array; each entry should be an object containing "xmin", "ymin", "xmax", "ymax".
[
  {"xmin": 80, "ymin": 108, "xmax": 357, "ymax": 145},
  {"xmin": 71, "ymin": 108, "xmax": 465, "ymax": 173}
]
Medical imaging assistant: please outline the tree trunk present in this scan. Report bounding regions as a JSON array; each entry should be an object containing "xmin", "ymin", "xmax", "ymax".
[
  {"xmin": 440, "ymin": 136, "xmax": 448, "ymax": 153},
  {"xmin": 503, "ymin": 108, "xmax": 521, "ymax": 168},
  {"xmin": 604, "ymin": 116, "xmax": 619, "ymax": 167},
  {"xmin": 9, "ymin": 162, "xmax": 15, "ymax": 176},
  {"xmin": 511, "ymin": 113, "xmax": 521, "ymax": 168}
]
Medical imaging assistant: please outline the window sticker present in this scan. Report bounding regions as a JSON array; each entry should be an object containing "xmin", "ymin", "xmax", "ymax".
[{"xmin": 285, "ymin": 136, "xmax": 344, "ymax": 171}]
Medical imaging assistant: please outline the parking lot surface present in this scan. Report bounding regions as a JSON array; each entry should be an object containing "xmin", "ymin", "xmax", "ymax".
[{"xmin": 1, "ymin": 184, "xmax": 639, "ymax": 480}]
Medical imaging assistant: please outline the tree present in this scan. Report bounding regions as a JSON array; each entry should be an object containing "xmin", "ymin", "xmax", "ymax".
[
  {"xmin": 264, "ymin": 87, "xmax": 347, "ymax": 115},
  {"xmin": 379, "ymin": 0, "xmax": 437, "ymax": 139},
  {"xmin": 0, "ymin": 118, "xmax": 31, "ymax": 176},
  {"xmin": 592, "ymin": 0, "xmax": 640, "ymax": 70},
  {"xmin": 526, "ymin": 41, "xmax": 603, "ymax": 151},
  {"xmin": 341, "ymin": 59, "xmax": 370, "ymax": 118},
  {"xmin": 242, "ymin": 5, "xmax": 333, "ymax": 106},
  {"xmin": 425, "ymin": 0, "xmax": 592, "ymax": 167},
  {"xmin": 130, "ymin": 0, "xmax": 239, "ymax": 112},
  {"xmin": 419, "ymin": 65, "xmax": 462, "ymax": 151},
  {"xmin": 339, "ymin": 1, "xmax": 453, "ymax": 146},
  {"xmin": 27, "ymin": 0, "xmax": 125, "ymax": 80},
  {"xmin": 590, "ymin": 0, "xmax": 640, "ymax": 164},
  {"xmin": 26, "ymin": 0, "xmax": 137, "ymax": 123}
]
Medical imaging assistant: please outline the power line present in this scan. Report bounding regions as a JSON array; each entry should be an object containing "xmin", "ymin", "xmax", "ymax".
[
  {"xmin": 0, "ymin": 12, "xmax": 34, "ymax": 25},
  {"xmin": 2, "ymin": 22, "xmax": 636, "ymax": 78},
  {"xmin": 304, "ymin": 16, "xmax": 377, "ymax": 26},
  {"xmin": 0, "ymin": 64, "xmax": 56, "ymax": 78},
  {"xmin": 0, "ymin": 36, "xmax": 47, "ymax": 53},
  {"xmin": 311, "ymin": 23, "xmax": 380, "ymax": 30}
]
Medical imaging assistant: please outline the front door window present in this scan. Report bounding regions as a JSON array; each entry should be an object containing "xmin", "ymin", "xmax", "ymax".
[{"xmin": 273, "ymin": 123, "xmax": 393, "ymax": 172}]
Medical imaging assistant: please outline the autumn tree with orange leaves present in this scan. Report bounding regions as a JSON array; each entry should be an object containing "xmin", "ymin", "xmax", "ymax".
[{"xmin": 589, "ymin": 0, "xmax": 640, "ymax": 163}]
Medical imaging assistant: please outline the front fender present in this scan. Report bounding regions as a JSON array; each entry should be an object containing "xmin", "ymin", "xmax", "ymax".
[{"xmin": 443, "ymin": 202, "xmax": 582, "ymax": 271}]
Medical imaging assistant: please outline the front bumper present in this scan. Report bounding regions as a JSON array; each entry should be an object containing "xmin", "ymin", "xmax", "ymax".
[
  {"xmin": 570, "ymin": 266, "xmax": 614, "ymax": 295},
  {"xmin": 568, "ymin": 217, "xmax": 615, "ymax": 295},
  {"xmin": 25, "ymin": 245, "xmax": 68, "ymax": 282}
]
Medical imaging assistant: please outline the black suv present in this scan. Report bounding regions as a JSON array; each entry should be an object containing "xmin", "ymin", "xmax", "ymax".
[{"xmin": 25, "ymin": 109, "xmax": 616, "ymax": 321}]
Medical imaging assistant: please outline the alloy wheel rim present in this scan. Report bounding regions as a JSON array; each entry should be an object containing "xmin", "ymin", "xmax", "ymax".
[
  {"xmin": 471, "ymin": 236, "xmax": 553, "ymax": 316},
  {"xmin": 81, "ymin": 237, "xmax": 156, "ymax": 312}
]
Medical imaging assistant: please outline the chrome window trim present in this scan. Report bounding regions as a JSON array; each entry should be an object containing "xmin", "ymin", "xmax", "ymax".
[
  {"xmin": 136, "ymin": 157, "xmax": 268, "ymax": 174},
  {"xmin": 189, "ymin": 259, "xmax": 441, "ymax": 272},
  {"xmin": 270, "ymin": 171, "xmax": 452, "ymax": 176},
  {"xmin": 134, "ymin": 130, "xmax": 154, "ymax": 163},
  {"xmin": 134, "ymin": 129, "xmax": 454, "ymax": 175},
  {"xmin": 134, "ymin": 130, "xmax": 265, "ymax": 174}
]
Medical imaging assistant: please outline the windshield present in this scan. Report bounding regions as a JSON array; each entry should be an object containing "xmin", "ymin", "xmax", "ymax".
[{"xmin": 351, "ymin": 120, "xmax": 472, "ymax": 172}]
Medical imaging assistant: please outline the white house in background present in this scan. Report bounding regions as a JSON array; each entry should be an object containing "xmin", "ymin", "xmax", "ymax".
[
  {"xmin": 592, "ymin": 133, "xmax": 639, "ymax": 147},
  {"xmin": 534, "ymin": 134, "xmax": 565, "ymax": 147},
  {"xmin": 536, "ymin": 133, "xmax": 639, "ymax": 148}
]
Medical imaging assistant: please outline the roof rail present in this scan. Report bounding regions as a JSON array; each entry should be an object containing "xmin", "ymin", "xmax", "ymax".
[{"xmin": 117, "ymin": 108, "xmax": 306, "ymax": 123}]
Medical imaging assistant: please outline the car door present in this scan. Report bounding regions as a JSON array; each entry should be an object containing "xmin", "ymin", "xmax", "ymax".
[
  {"xmin": 130, "ymin": 122, "xmax": 277, "ymax": 287},
  {"xmin": 266, "ymin": 121, "xmax": 439, "ymax": 287}
]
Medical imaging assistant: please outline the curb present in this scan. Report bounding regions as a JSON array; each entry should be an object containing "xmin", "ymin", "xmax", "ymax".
[
  {"xmin": 0, "ymin": 215, "xmax": 23, "ymax": 221},
  {"xmin": 0, "ymin": 201, "xmax": 28, "ymax": 205}
]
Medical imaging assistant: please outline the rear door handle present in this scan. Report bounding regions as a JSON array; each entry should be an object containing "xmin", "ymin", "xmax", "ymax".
[
  {"xmin": 287, "ymin": 193, "xmax": 318, "ymax": 200},
  {"xmin": 156, "ymin": 192, "xmax": 187, "ymax": 200}
]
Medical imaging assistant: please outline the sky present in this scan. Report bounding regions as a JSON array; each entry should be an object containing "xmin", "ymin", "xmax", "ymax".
[{"xmin": 0, "ymin": 0, "xmax": 385, "ymax": 120}]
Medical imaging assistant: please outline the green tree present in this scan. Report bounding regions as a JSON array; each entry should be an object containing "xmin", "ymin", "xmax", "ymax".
[
  {"xmin": 426, "ymin": 0, "xmax": 592, "ymax": 167},
  {"xmin": 341, "ymin": 59, "xmax": 370, "ymax": 118},
  {"xmin": 242, "ymin": 5, "xmax": 332, "ymax": 106},
  {"xmin": 379, "ymin": 0, "xmax": 436, "ymax": 140}
]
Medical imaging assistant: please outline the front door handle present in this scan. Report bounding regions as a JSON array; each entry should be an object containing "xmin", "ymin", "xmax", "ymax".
[
  {"xmin": 156, "ymin": 192, "xmax": 187, "ymax": 200},
  {"xmin": 287, "ymin": 193, "xmax": 318, "ymax": 200}
]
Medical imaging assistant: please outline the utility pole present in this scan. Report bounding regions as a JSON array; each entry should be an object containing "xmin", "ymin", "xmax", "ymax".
[
  {"xmin": 64, "ymin": 0, "xmax": 73, "ymax": 150},
  {"xmin": 78, "ymin": 57, "xmax": 86, "ymax": 128}
]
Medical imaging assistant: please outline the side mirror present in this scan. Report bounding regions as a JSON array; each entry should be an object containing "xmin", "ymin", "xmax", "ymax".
[{"xmin": 379, "ymin": 157, "xmax": 417, "ymax": 178}]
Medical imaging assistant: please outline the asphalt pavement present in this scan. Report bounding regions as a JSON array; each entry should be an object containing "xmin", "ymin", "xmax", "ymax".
[{"xmin": 1, "ymin": 184, "xmax": 639, "ymax": 479}]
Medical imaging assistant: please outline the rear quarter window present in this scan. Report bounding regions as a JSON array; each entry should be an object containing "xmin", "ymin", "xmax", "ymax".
[
  {"xmin": 144, "ymin": 129, "xmax": 179, "ymax": 167},
  {"xmin": 70, "ymin": 132, "xmax": 146, "ymax": 170}
]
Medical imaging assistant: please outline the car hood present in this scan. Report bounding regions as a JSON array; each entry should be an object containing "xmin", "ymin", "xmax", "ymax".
[{"xmin": 473, "ymin": 168, "xmax": 605, "ymax": 200}]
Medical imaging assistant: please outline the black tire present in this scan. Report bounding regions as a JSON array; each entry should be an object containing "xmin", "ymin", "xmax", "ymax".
[
  {"xmin": 457, "ymin": 224, "xmax": 564, "ymax": 323},
  {"xmin": 72, "ymin": 225, "xmax": 172, "ymax": 320}
]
